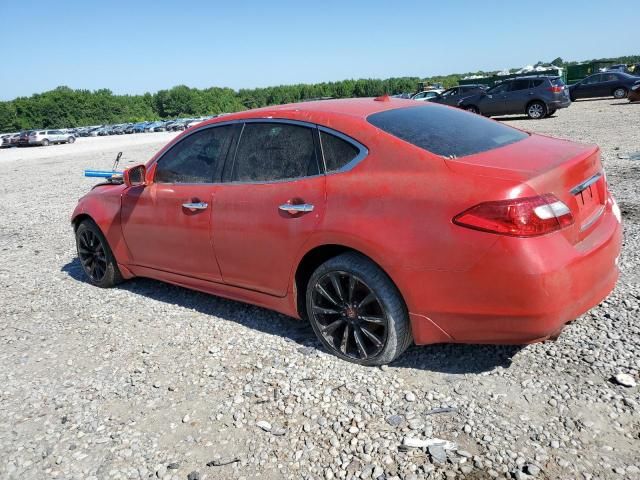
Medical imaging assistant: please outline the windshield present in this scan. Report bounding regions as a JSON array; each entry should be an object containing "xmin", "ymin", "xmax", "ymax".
[{"xmin": 367, "ymin": 104, "xmax": 527, "ymax": 158}]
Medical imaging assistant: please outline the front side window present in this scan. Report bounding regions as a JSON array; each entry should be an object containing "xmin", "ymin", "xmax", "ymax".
[
  {"xmin": 368, "ymin": 104, "xmax": 527, "ymax": 158},
  {"xmin": 231, "ymin": 123, "xmax": 318, "ymax": 182},
  {"xmin": 584, "ymin": 74, "xmax": 602, "ymax": 85},
  {"xmin": 320, "ymin": 131, "xmax": 360, "ymax": 172},
  {"xmin": 488, "ymin": 82, "xmax": 510, "ymax": 94},
  {"xmin": 155, "ymin": 125, "xmax": 234, "ymax": 183}
]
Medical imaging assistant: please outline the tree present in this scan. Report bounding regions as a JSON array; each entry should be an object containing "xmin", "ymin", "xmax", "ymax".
[{"xmin": 550, "ymin": 57, "xmax": 564, "ymax": 67}]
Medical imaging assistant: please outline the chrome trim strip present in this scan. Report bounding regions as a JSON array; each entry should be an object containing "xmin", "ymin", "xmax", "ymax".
[
  {"xmin": 570, "ymin": 172, "xmax": 603, "ymax": 195},
  {"xmin": 580, "ymin": 205, "xmax": 605, "ymax": 232}
]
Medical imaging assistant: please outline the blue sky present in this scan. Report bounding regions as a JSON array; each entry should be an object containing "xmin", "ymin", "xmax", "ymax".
[{"xmin": 0, "ymin": 0, "xmax": 635, "ymax": 100}]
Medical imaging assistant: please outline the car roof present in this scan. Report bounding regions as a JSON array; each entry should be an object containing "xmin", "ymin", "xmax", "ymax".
[{"xmin": 201, "ymin": 97, "xmax": 416, "ymax": 126}]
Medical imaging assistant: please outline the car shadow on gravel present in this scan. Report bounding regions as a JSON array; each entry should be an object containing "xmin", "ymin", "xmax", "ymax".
[{"xmin": 62, "ymin": 258, "xmax": 523, "ymax": 374}]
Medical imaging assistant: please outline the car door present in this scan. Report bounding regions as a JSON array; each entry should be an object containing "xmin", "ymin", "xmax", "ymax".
[
  {"xmin": 212, "ymin": 121, "xmax": 325, "ymax": 296},
  {"xmin": 440, "ymin": 87, "xmax": 459, "ymax": 106},
  {"xmin": 121, "ymin": 124, "xmax": 236, "ymax": 282},
  {"xmin": 576, "ymin": 74, "xmax": 602, "ymax": 98},
  {"xmin": 481, "ymin": 82, "xmax": 510, "ymax": 115},
  {"xmin": 500, "ymin": 79, "xmax": 531, "ymax": 114}
]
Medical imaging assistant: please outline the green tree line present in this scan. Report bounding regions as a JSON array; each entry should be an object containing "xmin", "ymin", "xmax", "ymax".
[{"xmin": 1, "ymin": 54, "xmax": 637, "ymax": 133}]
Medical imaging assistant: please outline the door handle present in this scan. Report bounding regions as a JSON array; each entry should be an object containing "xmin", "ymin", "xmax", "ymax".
[
  {"xmin": 182, "ymin": 202, "xmax": 208, "ymax": 210},
  {"xmin": 279, "ymin": 203, "xmax": 314, "ymax": 214}
]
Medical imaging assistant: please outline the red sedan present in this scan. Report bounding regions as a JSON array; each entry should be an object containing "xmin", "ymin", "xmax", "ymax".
[{"xmin": 72, "ymin": 98, "xmax": 622, "ymax": 365}]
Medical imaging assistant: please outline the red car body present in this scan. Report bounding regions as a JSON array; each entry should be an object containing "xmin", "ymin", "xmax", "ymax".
[{"xmin": 72, "ymin": 98, "xmax": 622, "ymax": 348}]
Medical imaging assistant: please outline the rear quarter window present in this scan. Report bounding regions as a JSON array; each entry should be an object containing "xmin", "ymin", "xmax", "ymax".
[{"xmin": 367, "ymin": 105, "xmax": 527, "ymax": 158}]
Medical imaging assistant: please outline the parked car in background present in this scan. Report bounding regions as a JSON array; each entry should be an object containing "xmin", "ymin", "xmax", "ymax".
[
  {"xmin": 628, "ymin": 83, "xmax": 640, "ymax": 102},
  {"xmin": 568, "ymin": 72, "xmax": 640, "ymax": 100},
  {"xmin": 428, "ymin": 84, "xmax": 488, "ymax": 107},
  {"xmin": 9, "ymin": 133, "xmax": 22, "ymax": 146},
  {"xmin": 25, "ymin": 130, "xmax": 76, "ymax": 146},
  {"xmin": 391, "ymin": 93, "xmax": 412, "ymax": 99},
  {"xmin": 411, "ymin": 90, "xmax": 444, "ymax": 101},
  {"xmin": 72, "ymin": 98, "xmax": 621, "ymax": 365},
  {"xmin": 1, "ymin": 134, "xmax": 13, "ymax": 148},
  {"xmin": 458, "ymin": 76, "xmax": 570, "ymax": 119}
]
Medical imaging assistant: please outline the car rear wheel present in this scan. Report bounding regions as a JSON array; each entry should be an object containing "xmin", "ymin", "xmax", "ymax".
[
  {"xmin": 68, "ymin": 136, "xmax": 75, "ymax": 143},
  {"xmin": 42, "ymin": 139, "xmax": 50, "ymax": 146},
  {"xmin": 526, "ymin": 101, "xmax": 547, "ymax": 119},
  {"xmin": 464, "ymin": 105, "xmax": 479, "ymax": 114},
  {"xmin": 75, "ymin": 220, "xmax": 123, "ymax": 288},
  {"xmin": 613, "ymin": 87, "xmax": 627, "ymax": 99},
  {"xmin": 306, "ymin": 253, "xmax": 412, "ymax": 366}
]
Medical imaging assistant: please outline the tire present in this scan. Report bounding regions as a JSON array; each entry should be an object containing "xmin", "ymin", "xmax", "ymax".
[
  {"xmin": 526, "ymin": 101, "xmax": 547, "ymax": 119},
  {"xmin": 42, "ymin": 139, "xmax": 50, "ymax": 146},
  {"xmin": 306, "ymin": 252, "xmax": 412, "ymax": 366},
  {"xmin": 75, "ymin": 219, "xmax": 123, "ymax": 288},
  {"xmin": 464, "ymin": 105, "xmax": 479, "ymax": 114},
  {"xmin": 68, "ymin": 136, "xmax": 75, "ymax": 144},
  {"xmin": 613, "ymin": 87, "xmax": 627, "ymax": 99}
]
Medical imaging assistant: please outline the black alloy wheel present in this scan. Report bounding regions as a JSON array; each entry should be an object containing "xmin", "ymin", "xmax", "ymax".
[
  {"xmin": 306, "ymin": 253, "xmax": 412, "ymax": 365},
  {"xmin": 77, "ymin": 228, "xmax": 108, "ymax": 283},
  {"xmin": 311, "ymin": 271, "xmax": 388, "ymax": 360},
  {"xmin": 75, "ymin": 220, "xmax": 123, "ymax": 288}
]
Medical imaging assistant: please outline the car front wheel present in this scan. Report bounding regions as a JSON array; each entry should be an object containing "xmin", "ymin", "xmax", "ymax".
[
  {"xmin": 464, "ymin": 105, "xmax": 479, "ymax": 114},
  {"xmin": 306, "ymin": 252, "xmax": 412, "ymax": 365},
  {"xmin": 527, "ymin": 101, "xmax": 547, "ymax": 119},
  {"xmin": 613, "ymin": 88, "xmax": 627, "ymax": 99},
  {"xmin": 75, "ymin": 220, "xmax": 123, "ymax": 288}
]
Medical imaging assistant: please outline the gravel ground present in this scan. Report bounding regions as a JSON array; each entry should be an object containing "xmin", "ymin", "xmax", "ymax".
[{"xmin": 0, "ymin": 99, "xmax": 638, "ymax": 480}]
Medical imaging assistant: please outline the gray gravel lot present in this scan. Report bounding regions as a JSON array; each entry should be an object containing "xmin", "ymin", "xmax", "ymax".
[{"xmin": 0, "ymin": 100, "xmax": 639, "ymax": 480}]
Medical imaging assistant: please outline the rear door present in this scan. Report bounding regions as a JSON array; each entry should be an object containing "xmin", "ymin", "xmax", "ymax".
[
  {"xmin": 212, "ymin": 121, "xmax": 325, "ymax": 296},
  {"xmin": 121, "ymin": 124, "xmax": 236, "ymax": 281},
  {"xmin": 502, "ymin": 79, "xmax": 532, "ymax": 114}
]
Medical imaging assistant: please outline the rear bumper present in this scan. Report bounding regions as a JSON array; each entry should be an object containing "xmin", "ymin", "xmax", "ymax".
[
  {"xmin": 402, "ymin": 198, "xmax": 622, "ymax": 345},
  {"xmin": 548, "ymin": 97, "xmax": 571, "ymax": 110}
]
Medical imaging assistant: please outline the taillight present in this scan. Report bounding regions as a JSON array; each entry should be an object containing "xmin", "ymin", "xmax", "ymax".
[
  {"xmin": 453, "ymin": 194, "xmax": 573, "ymax": 237},
  {"xmin": 547, "ymin": 86, "xmax": 563, "ymax": 93}
]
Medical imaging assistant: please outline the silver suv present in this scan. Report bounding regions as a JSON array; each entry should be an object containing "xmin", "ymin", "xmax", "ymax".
[{"xmin": 27, "ymin": 130, "xmax": 76, "ymax": 146}]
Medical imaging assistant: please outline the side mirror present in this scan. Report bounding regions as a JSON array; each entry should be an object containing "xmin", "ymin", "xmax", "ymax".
[{"xmin": 123, "ymin": 164, "xmax": 146, "ymax": 187}]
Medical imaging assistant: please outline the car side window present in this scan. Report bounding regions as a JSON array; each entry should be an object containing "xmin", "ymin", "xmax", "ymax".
[
  {"xmin": 231, "ymin": 123, "xmax": 319, "ymax": 182},
  {"xmin": 511, "ymin": 80, "xmax": 531, "ymax": 91},
  {"xmin": 320, "ymin": 131, "xmax": 360, "ymax": 173},
  {"xmin": 155, "ymin": 125, "xmax": 234, "ymax": 183},
  {"xmin": 489, "ymin": 83, "xmax": 509, "ymax": 94},
  {"xmin": 532, "ymin": 79, "xmax": 544, "ymax": 87},
  {"xmin": 585, "ymin": 74, "xmax": 601, "ymax": 85},
  {"xmin": 603, "ymin": 73, "xmax": 617, "ymax": 82}
]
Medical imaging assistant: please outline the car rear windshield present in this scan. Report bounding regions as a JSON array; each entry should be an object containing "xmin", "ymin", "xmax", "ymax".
[{"xmin": 367, "ymin": 105, "xmax": 527, "ymax": 158}]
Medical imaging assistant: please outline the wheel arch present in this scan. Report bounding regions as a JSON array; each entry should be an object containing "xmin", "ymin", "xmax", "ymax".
[{"xmin": 293, "ymin": 243, "xmax": 404, "ymax": 320}]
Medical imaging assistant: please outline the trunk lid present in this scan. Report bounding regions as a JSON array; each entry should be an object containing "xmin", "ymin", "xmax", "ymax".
[{"xmin": 445, "ymin": 133, "xmax": 607, "ymax": 244}]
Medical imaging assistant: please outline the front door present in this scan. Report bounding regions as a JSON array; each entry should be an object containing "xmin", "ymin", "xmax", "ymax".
[
  {"xmin": 121, "ymin": 124, "xmax": 236, "ymax": 282},
  {"xmin": 213, "ymin": 121, "xmax": 325, "ymax": 296}
]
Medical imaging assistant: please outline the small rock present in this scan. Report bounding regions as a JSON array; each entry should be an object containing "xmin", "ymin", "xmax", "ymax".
[
  {"xmin": 256, "ymin": 420, "xmax": 272, "ymax": 432},
  {"xmin": 428, "ymin": 444, "xmax": 447, "ymax": 464},
  {"xmin": 386, "ymin": 414, "xmax": 405, "ymax": 427},
  {"xmin": 167, "ymin": 462, "xmax": 179, "ymax": 470},
  {"xmin": 187, "ymin": 471, "xmax": 200, "ymax": 480},
  {"xmin": 405, "ymin": 392, "xmax": 416, "ymax": 402},
  {"xmin": 182, "ymin": 415, "xmax": 190, "ymax": 423},
  {"xmin": 524, "ymin": 464, "xmax": 541, "ymax": 476},
  {"xmin": 612, "ymin": 373, "xmax": 636, "ymax": 388}
]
